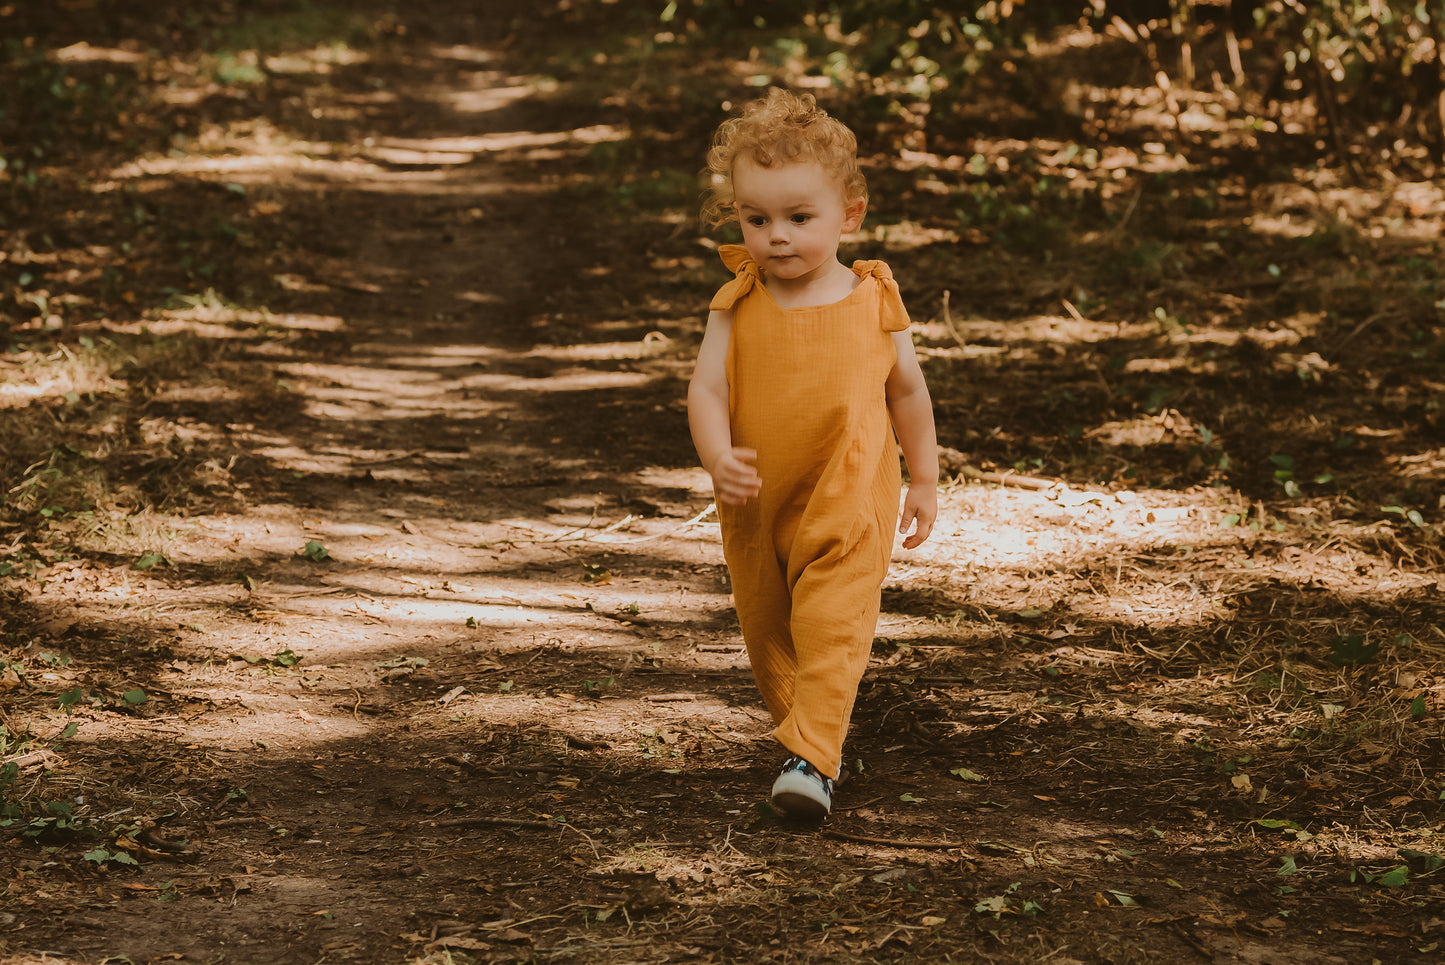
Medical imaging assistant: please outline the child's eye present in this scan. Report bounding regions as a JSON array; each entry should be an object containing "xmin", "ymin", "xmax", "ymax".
[
  {"xmin": 747, "ymin": 216, "xmax": 767, "ymax": 227},
  {"xmin": 790, "ymin": 214, "xmax": 811, "ymax": 224}
]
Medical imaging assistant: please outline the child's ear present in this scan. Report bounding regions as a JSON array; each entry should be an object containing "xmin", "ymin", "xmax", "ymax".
[{"xmin": 843, "ymin": 197, "xmax": 867, "ymax": 232}]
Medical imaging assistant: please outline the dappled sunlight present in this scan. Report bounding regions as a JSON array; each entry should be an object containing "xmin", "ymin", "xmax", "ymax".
[
  {"xmin": 100, "ymin": 118, "xmax": 630, "ymax": 196},
  {"xmin": 905, "ymin": 481, "xmax": 1438, "ymax": 639},
  {"xmin": 456, "ymin": 367, "xmax": 655, "ymax": 393},
  {"xmin": 373, "ymin": 125, "xmax": 629, "ymax": 157},
  {"xmin": 526, "ymin": 336, "xmax": 674, "ymax": 363},
  {"xmin": 53, "ymin": 42, "xmax": 145, "ymax": 65},
  {"xmin": 279, "ymin": 360, "xmax": 475, "ymax": 397},
  {"xmin": 0, "ymin": 349, "xmax": 121, "ymax": 409},
  {"xmin": 107, "ymin": 312, "xmax": 348, "ymax": 338},
  {"xmin": 1397, "ymin": 446, "xmax": 1445, "ymax": 481},
  {"xmin": 854, "ymin": 219, "xmax": 958, "ymax": 249},
  {"xmin": 349, "ymin": 343, "xmax": 504, "ymax": 366},
  {"xmin": 4, "ymin": 2, "xmax": 1442, "ymax": 960},
  {"xmin": 919, "ymin": 313, "xmax": 1129, "ymax": 348}
]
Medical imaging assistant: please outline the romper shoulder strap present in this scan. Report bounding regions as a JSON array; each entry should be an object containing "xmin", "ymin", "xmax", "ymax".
[
  {"xmin": 852, "ymin": 260, "xmax": 910, "ymax": 332},
  {"xmin": 709, "ymin": 244, "xmax": 760, "ymax": 312}
]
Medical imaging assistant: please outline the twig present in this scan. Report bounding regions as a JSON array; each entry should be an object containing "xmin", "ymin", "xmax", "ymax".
[
  {"xmin": 484, "ymin": 504, "xmax": 714, "ymax": 549},
  {"xmin": 427, "ymin": 815, "xmax": 568, "ymax": 830},
  {"xmin": 958, "ymin": 465, "xmax": 1060, "ymax": 492},
  {"xmin": 822, "ymin": 829, "xmax": 965, "ymax": 850},
  {"xmin": 940, "ymin": 290, "xmax": 967, "ymax": 352},
  {"xmin": 1106, "ymin": 185, "xmax": 1145, "ymax": 236},
  {"xmin": 1, "ymin": 749, "xmax": 58, "ymax": 770},
  {"xmin": 1170, "ymin": 921, "xmax": 1216, "ymax": 960},
  {"xmin": 1330, "ymin": 310, "xmax": 1400, "ymax": 356},
  {"xmin": 1114, "ymin": 16, "xmax": 1187, "ymax": 147},
  {"xmin": 939, "ymin": 447, "xmax": 1060, "ymax": 491},
  {"xmin": 1312, "ymin": 52, "xmax": 1357, "ymax": 183},
  {"xmin": 590, "ymin": 504, "xmax": 716, "ymax": 545},
  {"xmin": 210, "ymin": 816, "xmax": 264, "ymax": 828},
  {"xmin": 1222, "ymin": 0, "xmax": 1245, "ymax": 87}
]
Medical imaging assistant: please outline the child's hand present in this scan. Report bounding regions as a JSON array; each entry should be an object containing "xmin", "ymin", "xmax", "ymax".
[
  {"xmin": 710, "ymin": 447, "xmax": 762, "ymax": 505},
  {"xmin": 898, "ymin": 483, "xmax": 937, "ymax": 549}
]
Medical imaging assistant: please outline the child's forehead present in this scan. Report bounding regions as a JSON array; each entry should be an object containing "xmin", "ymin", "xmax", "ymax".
[{"xmin": 732, "ymin": 156, "xmax": 846, "ymax": 201}]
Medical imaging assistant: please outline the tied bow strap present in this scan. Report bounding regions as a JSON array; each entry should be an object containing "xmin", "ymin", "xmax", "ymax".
[
  {"xmin": 709, "ymin": 244, "xmax": 760, "ymax": 311},
  {"xmin": 852, "ymin": 260, "xmax": 911, "ymax": 332}
]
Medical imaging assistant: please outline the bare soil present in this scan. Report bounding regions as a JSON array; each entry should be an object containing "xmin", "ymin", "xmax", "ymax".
[{"xmin": 3, "ymin": 2, "xmax": 1444, "ymax": 964}]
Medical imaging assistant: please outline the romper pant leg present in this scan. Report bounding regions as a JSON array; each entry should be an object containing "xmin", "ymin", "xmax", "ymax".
[
  {"xmin": 730, "ymin": 557, "xmax": 797, "ymax": 727},
  {"xmin": 772, "ymin": 462, "xmax": 899, "ymax": 779},
  {"xmin": 727, "ymin": 524, "xmax": 879, "ymax": 779},
  {"xmin": 774, "ymin": 539, "xmax": 888, "ymax": 780}
]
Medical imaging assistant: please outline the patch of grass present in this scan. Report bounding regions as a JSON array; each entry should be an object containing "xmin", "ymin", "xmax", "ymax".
[
  {"xmin": 216, "ymin": 5, "xmax": 374, "ymax": 50},
  {"xmin": 0, "ymin": 331, "xmax": 281, "ymax": 572}
]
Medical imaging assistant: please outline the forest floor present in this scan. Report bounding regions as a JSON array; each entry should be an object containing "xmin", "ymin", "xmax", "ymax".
[{"xmin": 2, "ymin": 2, "xmax": 1444, "ymax": 963}]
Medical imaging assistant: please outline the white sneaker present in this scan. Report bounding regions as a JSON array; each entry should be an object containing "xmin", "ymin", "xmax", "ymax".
[{"xmin": 770, "ymin": 755, "xmax": 833, "ymax": 820}]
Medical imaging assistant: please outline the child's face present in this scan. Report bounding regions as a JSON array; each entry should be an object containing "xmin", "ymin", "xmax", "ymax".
[{"xmin": 732, "ymin": 156, "xmax": 865, "ymax": 289}]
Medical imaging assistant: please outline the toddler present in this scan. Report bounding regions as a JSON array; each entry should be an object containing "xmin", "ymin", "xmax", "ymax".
[{"xmin": 688, "ymin": 88, "xmax": 939, "ymax": 819}]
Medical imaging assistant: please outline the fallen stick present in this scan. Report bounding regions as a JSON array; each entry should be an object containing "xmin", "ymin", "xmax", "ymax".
[
  {"xmin": 958, "ymin": 465, "xmax": 1059, "ymax": 492},
  {"xmin": 940, "ymin": 290, "xmax": 967, "ymax": 352},
  {"xmin": 940, "ymin": 449, "xmax": 1058, "ymax": 492},
  {"xmin": 2, "ymin": 749, "xmax": 59, "ymax": 770},
  {"xmin": 209, "ymin": 816, "xmax": 264, "ymax": 828},
  {"xmin": 822, "ymin": 829, "xmax": 965, "ymax": 850},
  {"xmin": 427, "ymin": 815, "xmax": 567, "ymax": 830}
]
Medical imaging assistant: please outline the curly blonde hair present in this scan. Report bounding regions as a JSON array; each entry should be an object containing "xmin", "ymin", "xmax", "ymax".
[{"xmin": 701, "ymin": 88, "xmax": 868, "ymax": 227}]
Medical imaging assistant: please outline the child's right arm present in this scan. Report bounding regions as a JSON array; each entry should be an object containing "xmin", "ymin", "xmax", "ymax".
[{"xmin": 688, "ymin": 309, "xmax": 762, "ymax": 505}]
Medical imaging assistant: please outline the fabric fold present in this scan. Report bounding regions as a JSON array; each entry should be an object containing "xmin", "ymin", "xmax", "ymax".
[
  {"xmin": 851, "ymin": 260, "xmax": 910, "ymax": 333},
  {"xmin": 709, "ymin": 244, "xmax": 760, "ymax": 311}
]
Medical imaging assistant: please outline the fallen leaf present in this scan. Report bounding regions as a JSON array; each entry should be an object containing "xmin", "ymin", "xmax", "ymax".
[
  {"xmin": 428, "ymin": 937, "xmax": 491, "ymax": 951},
  {"xmin": 977, "ymin": 895, "xmax": 1010, "ymax": 914},
  {"xmin": 494, "ymin": 928, "xmax": 532, "ymax": 944}
]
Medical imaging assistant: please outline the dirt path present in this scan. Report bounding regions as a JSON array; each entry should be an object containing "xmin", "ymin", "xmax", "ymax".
[{"xmin": 4, "ymin": 4, "xmax": 1443, "ymax": 964}]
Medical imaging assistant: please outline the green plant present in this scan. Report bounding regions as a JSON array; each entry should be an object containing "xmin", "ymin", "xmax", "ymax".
[
  {"xmin": 82, "ymin": 846, "xmax": 140, "ymax": 868},
  {"xmin": 974, "ymin": 881, "xmax": 1043, "ymax": 918},
  {"xmin": 1326, "ymin": 633, "xmax": 1380, "ymax": 666}
]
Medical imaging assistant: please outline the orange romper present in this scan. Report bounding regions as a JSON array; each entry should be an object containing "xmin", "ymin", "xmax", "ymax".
[{"xmin": 710, "ymin": 244, "xmax": 910, "ymax": 780}]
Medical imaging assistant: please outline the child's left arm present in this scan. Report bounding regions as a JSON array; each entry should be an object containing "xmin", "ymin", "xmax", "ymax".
[{"xmin": 886, "ymin": 331, "xmax": 939, "ymax": 550}]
